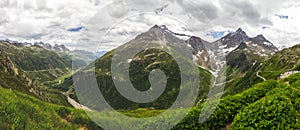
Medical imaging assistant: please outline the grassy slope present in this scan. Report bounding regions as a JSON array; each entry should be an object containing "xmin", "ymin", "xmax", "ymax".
[
  {"xmin": 259, "ymin": 44, "xmax": 300, "ymax": 80},
  {"xmin": 0, "ymin": 87, "xmax": 101, "ymax": 130},
  {"xmin": 225, "ymin": 43, "xmax": 267, "ymax": 95},
  {"xmin": 225, "ymin": 44, "xmax": 300, "ymax": 96}
]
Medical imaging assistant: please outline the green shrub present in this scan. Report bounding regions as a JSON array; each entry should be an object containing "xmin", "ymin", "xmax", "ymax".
[
  {"xmin": 282, "ymin": 73, "xmax": 300, "ymax": 85},
  {"xmin": 173, "ymin": 80, "xmax": 280, "ymax": 129},
  {"xmin": 230, "ymin": 96, "xmax": 298, "ymax": 129}
]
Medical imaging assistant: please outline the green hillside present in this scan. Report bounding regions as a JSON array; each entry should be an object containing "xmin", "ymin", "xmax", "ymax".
[
  {"xmin": 0, "ymin": 42, "xmax": 103, "ymax": 129},
  {"xmin": 259, "ymin": 44, "xmax": 300, "ymax": 80},
  {"xmin": 78, "ymin": 48, "xmax": 212, "ymax": 110},
  {"xmin": 0, "ymin": 42, "xmax": 71, "ymax": 83},
  {"xmin": 225, "ymin": 44, "xmax": 300, "ymax": 95},
  {"xmin": 0, "ymin": 49, "xmax": 43, "ymax": 99},
  {"xmin": 0, "ymin": 87, "xmax": 101, "ymax": 129},
  {"xmin": 180, "ymin": 73, "xmax": 300, "ymax": 129},
  {"xmin": 0, "ymin": 41, "xmax": 74, "ymax": 106}
]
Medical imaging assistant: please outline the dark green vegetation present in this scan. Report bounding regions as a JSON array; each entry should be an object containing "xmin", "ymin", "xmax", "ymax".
[{"xmin": 229, "ymin": 73, "xmax": 300, "ymax": 129}]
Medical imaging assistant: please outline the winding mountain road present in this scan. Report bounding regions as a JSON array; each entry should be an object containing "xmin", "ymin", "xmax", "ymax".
[{"xmin": 256, "ymin": 71, "xmax": 266, "ymax": 81}]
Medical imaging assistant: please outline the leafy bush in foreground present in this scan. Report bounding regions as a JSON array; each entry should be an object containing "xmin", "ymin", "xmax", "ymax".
[
  {"xmin": 230, "ymin": 96, "xmax": 298, "ymax": 129},
  {"xmin": 230, "ymin": 74, "xmax": 300, "ymax": 129},
  {"xmin": 173, "ymin": 80, "xmax": 280, "ymax": 129}
]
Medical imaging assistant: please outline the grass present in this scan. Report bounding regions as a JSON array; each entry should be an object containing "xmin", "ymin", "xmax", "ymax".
[
  {"xmin": 118, "ymin": 108, "xmax": 165, "ymax": 118},
  {"xmin": 0, "ymin": 86, "xmax": 102, "ymax": 130}
]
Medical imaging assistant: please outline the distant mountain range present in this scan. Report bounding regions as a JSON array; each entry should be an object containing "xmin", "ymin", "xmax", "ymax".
[
  {"xmin": 0, "ymin": 39, "xmax": 108, "ymax": 69},
  {"xmin": 0, "ymin": 39, "xmax": 70, "ymax": 52}
]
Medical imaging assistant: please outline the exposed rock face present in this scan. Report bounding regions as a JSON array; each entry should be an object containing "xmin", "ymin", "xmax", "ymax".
[{"xmin": 186, "ymin": 36, "xmax": 211, "ymax": 69}]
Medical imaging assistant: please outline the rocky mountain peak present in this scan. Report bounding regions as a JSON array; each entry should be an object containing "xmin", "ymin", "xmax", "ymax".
[
  {"xmin": 188, "ymin": 36, "xmax": 203, "ymax": 42},
  {"xmin": 160, "ymin": 25, "xmax": 168, "ymax": 30},
  {"xmin": 186, "ymin": 36, "xmax": 207, "ymax": 54},
  {"xmin": 249, "ymin": 34, "xmax": 277, "ymax": 52},
  {"xmin": 53, "ymin": 44, "xmax": 70, "ymax": 52},
  {"xmin": 149, "ymin": 25, "xmax": 193, "ymax": 39},
  {"xmin": 235, "ymin": 27, "xmax": 245, "ymax": 33},
  {"xmin": 149, "ymin": 24, "xmax": 163, "ymax": 31},
  {"xmin": 251, "ymin": 34, "xmax": 269, "ymax": 42},
  {"xmin": 236, "ymin": 42, "xmax": 248, "ymax": 50},
  {"xmin": 230, "ymin": 28, "xmax": 249, "ymax": 39},
  {"xmin": 217, "ymin": 28, "xmax": 250, "ymax": 48}
]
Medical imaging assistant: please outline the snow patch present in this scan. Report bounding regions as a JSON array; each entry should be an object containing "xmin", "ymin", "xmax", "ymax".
[
  {"xmin": 222, "ymin": 45, "xmax": 239, "ymax": 54},
  {"xmin": 127, "ymin": 59, "xmax": 133, "ymax": 63},
  {"xmin": 219, "ymin": 44, "xmax": 227, "ymax": 49},
  {"xmin": 264, "ymin": 42, "xmax": 272, "ymax": 46},
  {"xmin": 187, "ymin": 44, "xmax": 192, "ymax": 48},
  {"xmin": 176, "ymin": 35, "xmax": 192, "ymax": 40}
]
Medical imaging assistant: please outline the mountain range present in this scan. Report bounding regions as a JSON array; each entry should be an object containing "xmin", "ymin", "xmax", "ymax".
[
  {"xmin": 84, "ymin": 25, "xmax": 282, "ymax": 106},
  {"xmin": 0, "ymin": 25, "xmax": 299, "ymax": 129}
]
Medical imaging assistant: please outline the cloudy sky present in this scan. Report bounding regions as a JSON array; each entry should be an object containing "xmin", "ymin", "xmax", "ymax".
[{"xmin": 0, "ymin": 0, "xmax": 299, "ymax": 52}]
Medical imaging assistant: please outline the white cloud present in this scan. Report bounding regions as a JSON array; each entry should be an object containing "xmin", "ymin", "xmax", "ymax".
[
  {"xmin": 1, "ymin": 0, "xmax": 300, "ymax": 51},
  {"xmin": 0, "ymin": 0, "xmax": 104, "ymax": 46}
]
